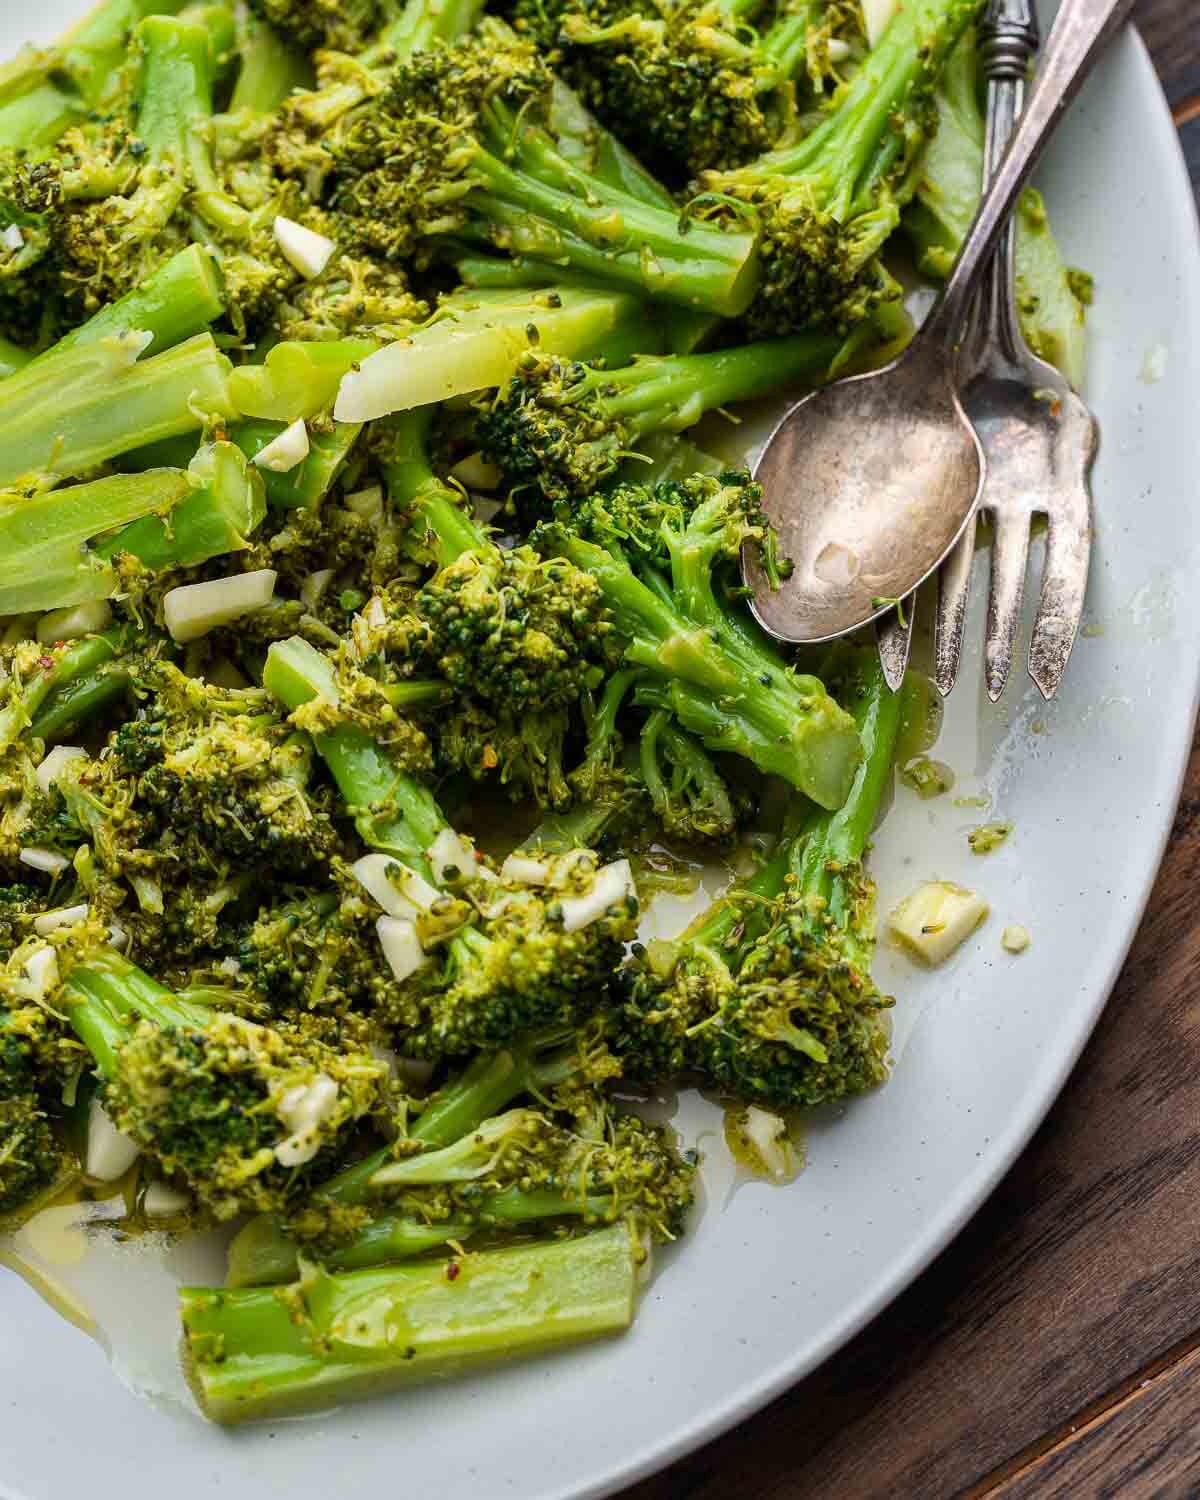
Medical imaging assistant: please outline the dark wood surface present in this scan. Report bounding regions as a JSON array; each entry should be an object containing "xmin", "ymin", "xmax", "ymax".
[{"xmin": 628, "ymin": 7, "xmax": 1200, "ymax": 1496}]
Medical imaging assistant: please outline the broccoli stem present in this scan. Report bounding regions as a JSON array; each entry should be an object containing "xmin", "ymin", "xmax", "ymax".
[
  {"xmin": 227, "ymin": 8, "xmax": 312, "ymax": 114},
  {"xmin": 640, "ymin": 708, "xmax": 735, "ymax": 834},
  {"xmin": 229, "ymin": 339, "xmax": 378, "ymax": 422},
  {"xmin": 552, "ymin": 533, "xmax": 860, "ymax": 808},
  {"xmin": 225, "ymin": 1031, "xmax": 585, "ymax": 1287},
  {"xmin": 43, "ymin": 244, "xmax": 225, "ymax": 360},
  {"xmin": 93, "ymin": 440, "xmax": 266, "ymax": 569},
  {"xmin": 230, "ymin": 421, "xmax": 362, "ymax": 510},
  {"xmin": 0, "ymin": 83, "xmax": 79, "ymax": 149},
  {"xmin": 0, "ymin": 331, "xmax": 235, "ymax": 488},
  {"xmin": 262, "ymin": 636, "xmax": 446, "ymax": 870},
  {"xmin": 27, "ymin": 667, "xmax": 132, "ymax": 744},
  {"xmin": 377, "ymin": 409, "xmax": 488, "ymax": 566},
  {"xmin": 63, "ymin": 949, "xmax": 207, "ymax": 1080},
  {"xmin": 183, "ymin": 1224, "xmax": 639, "ymax": 1424},
  {"xmin": 0, "ymin": 624, "xmax": 139, "ymax": 755}
]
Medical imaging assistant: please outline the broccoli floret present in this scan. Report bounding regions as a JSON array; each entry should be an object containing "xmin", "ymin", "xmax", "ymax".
[
  {"xmin": 247, "ymin": 0, "xmax": 389, "ymax": 54},
  {"xmin": 263, "ymin": 634, "xmax": 639, "ymax": 1058},
  {"xmin": 435, "ymin": 698, "xmax": 574, "ymax": 810},
  {"xmin": 18, "ymin": 15, "xmax": 309, "ymax": 335},
  {"xmin": 514, "ymin": 0, "xmax": 863, "ymax": 179},
  {"xmin": 0, "ymin": 1006, "xmax": 77, "ymax": 1225},
  {"xmin": 700, "ymin": 0, "xmax": 975, "ymax": 335},
  {"xmin": 613, "ymin": 646, "xmax": 900, "ymax": 1108},
  {"xmin": 533, "ymin": 470, "xmax": 861, "ymax": 808},
  {"xmin": 325, "ymin": 22, "xmax": 760, "ymax": 316},
  {"xmin": 63, "ymin": 948, "xmax": 390, "ymax": 1218},
  {"xmin": 477, "ymin": 333, "xmax": 844, "ymax": 511}
]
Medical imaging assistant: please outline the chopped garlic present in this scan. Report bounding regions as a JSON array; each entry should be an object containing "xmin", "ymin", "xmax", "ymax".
[
  {"xmin": 500, "ymin": 853, "xmax": 550, "ymax": 887},
  {"xmin": 108, "ymin": 922, "xmax": 129, "ymax": 951},
  {"xmin": 559, "ymin": 860, "xmax": 636, "ymax": 933},
  {"xmin": 36, "ymin": 600, "xmax": 112, "ymax": 644},
  {"xmin": 19, "ymin": 847, "xmax": 70, "ymax": 875},
  {"xmin": 450, "ymin": 451, "xmax": 502, "ymax": 490},
  {"xmin": 300, "ymin": 568, "xmax": 335, "ymax": 611},
  {"xmin": 350, "ymin": 853, "xmax": 421, "ymax": 920},
  {"xmin": 344, "ymin": 485, "xmax": 384, "ymax": 524},
  {"xmin": 728, "ymin": 1105, "xmax": 799, "ymax": 1182},
  {"xmin": 377, "ymin": 914, "xmax": 428, "ymax": 983},
  {"xmin": 252, "ymin": 419, "xmax": 309, "ymax": 473},
  {"xmin": 163, "ymin": 569, "xmax": 277, "ymax": 643},
  {"xmin": 1, "ymin": 223, "xmax": 23, "ymax": 252},
  {"xmin": 35, "ymin": 744, "xmax": 87, "ymax": 794},
  {"xmin": 826, "ymin": 37, "xmax": 851, "ymax": 61},
  {"xmin": 33, "ymin": 903, "xmax": 89, "ymax": 936},
  {"xmin": 427, "ymin": 828, "xmax": 480, "ymax": 882},
  {"xmin": 86, "ymin": 1099, "xmax": 140, "ymax": 1181},
  {"xmin": 889, "ymin": 880, "xmax": 989, "ymax": 966},
  {"xmin": 22, "ymin": 944, "xmax": 60, "ymax": 998},
  {"xmin": 273, "ymin": 215, "xmax": 336, "ymax": 279},
  {"xmin": 1001, "ymin": 923, "xmax": 1031, "ymax": 954},
  {"xmin": 274, "ymin": 1074, "xmax": 339, "ymax": 1167},
  {"xmin": 860, "ymin": 0, "xmax": 898, "ymax": 46},
  {"xmin": 142, "ymin": 1179, "xmax": 193, "ymax": 1218}
]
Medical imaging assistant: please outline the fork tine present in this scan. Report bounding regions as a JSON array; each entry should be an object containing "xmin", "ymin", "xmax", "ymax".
[
  {"xmin": 876, "ymin": 603, "xmax": 913, "ymax": 691},
  {"xmin": 932, "ymin": 526, "xmax": 976, "ymax": 697},
  {"xmin": 1028, "ymin": 483, "xmax": 1092, "ymax": 700},
  {"xmin": 984, "ymin": 509, "xmax": 1031, "ymax": 701}
]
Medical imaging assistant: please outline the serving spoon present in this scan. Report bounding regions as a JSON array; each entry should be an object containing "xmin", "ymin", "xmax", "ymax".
[{"xmin": 744, "ymin": 0, "xmax": 1136, "ymax": 645}]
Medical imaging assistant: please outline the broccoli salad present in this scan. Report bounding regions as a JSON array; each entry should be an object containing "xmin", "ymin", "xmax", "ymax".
[{"xmin": 0, "ymin": 0, "xmax": 1085, "ymax": 1424}]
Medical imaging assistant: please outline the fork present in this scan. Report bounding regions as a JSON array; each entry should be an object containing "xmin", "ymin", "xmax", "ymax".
[{"xmin": 877, "ymin": 0, "xmax": 1099, "ymax": 700}]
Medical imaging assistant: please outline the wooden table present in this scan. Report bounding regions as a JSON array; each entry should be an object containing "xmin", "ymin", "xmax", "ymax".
[{"xmin": 630, "ymin": 9, "xmax": 1200, "ymax": 1496}]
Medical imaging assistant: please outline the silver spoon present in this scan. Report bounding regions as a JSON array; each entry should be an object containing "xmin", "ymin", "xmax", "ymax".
[{"xmin": 745, "ymin": 0, "xmax": 1135, "ymax": 646}]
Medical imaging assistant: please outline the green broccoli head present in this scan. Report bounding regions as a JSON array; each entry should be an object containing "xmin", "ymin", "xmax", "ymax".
[
  {"xmin": 435, "ymin": 698, "xmax": 574, "ymax": 811},
  {"xmin": 412, "ymin": 544, "xmax": 618, "ymax": 711},
  {"xmin": 0, "ymin": 1001, "xmax": 79, "ymax": 1224},
  {"xmin": 378, "ymin": 849, "xmax": 640, "ymax": 1058},
  {"xmin": 247, "ymin": 0, "xmax": 392, "ymax": 53},
  {"xmin": 237, "ymin": 885, "xmax": 394, "ymax": 1016},
  {"xmin": 106, "ymin": 1011, "xmax": 389, "ymax": 1219},
  {"xmin": 371, "ymin": 1101, "xmax": 695, "ymax": 1242}
]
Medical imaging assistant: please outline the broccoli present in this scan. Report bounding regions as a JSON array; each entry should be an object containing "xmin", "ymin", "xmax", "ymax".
[
  {"xmin": 325, "ymin": 23, "xmax": 761, "ymax": 316},
  {"xmin": 515, "ymin": 0, "xmax": 865, "ymax": 179},
  {"xmin": 225, "ymin": 1021, "xmax": 631, "ymax": 1286},
  {"xmin": 262, "ymin": 634, "xmax": 640, "ymax": 1058},
  {"xmin": 477, "ymin": 331, "xmax": 844, "ymax": 510},
  {"xmin": 62, "ymin": 946, "xmax": 389, "ymax": 1218},
  {"xmin": 699, "ymin": 0, "xmax": 976, "ymax": 335},
  {"xmin": 533, "ymin": 470, "xmax": 862, "ymax": 808},
  {"xmin": 903, "ymin": 29, "xmax": 1090, "ymax": 389},
  {"xmin": 18, "ymin": 14, "xmax": 309, "ymax": 333},
  {"xmin": 612, "ymin": 645, "xmax": 900, "ymax": 1108},
  {"xmin": 182, "ymin": 1223, "xmax": 643, "ymax": 1423},
  {"xmin": 0, "ymin": 1003, "xmax": 79, "ymax": 1227}
]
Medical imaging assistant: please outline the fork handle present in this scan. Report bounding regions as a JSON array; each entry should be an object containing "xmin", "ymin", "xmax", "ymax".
[{"xmin": 920, "ymin": 0, "xmax": 1135, "ymax": 355}]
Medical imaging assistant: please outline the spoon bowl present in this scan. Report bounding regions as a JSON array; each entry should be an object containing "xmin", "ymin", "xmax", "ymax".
[{"xmin": 746, "ymin": 345, "xmax": 984, "ymax": 644}]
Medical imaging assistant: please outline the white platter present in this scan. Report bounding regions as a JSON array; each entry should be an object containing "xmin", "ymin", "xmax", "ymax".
[{"xmin": 3, "ymin": 5, "xmax": 1199, "ymax": 1498}]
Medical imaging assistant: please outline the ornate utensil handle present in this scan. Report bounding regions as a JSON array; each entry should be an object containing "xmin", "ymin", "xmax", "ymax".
[{"xmin": 921, "ymin": 0, "xmax": 1135, "ymax": 354}]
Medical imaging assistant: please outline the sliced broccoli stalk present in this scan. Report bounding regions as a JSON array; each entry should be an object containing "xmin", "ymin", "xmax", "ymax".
[
  {"xmin": 229, "ymin": 340, "xmax": 380, "ymax": 423},
  {"xmin": 0, "ymin": 329, "xmax": 235, "ymax": 488},
  {"xmin": 902, "ymin": 30, "xmax": 1089, "ymax": 389},
  {"xmin": 42, "ymin": 244, "xmax": 226, "ymax": 361},
  {"xmin": 226, "ymin": 1027, "xmax": 598, "ymax": 1286},
  {"xmin": 230, "ymin": 422, "xmax": 363, "ymax": 511},
  {"xmin": 334, "ymin": 284, "xmax": 660, "ymax": 421},
  {"xmin": 183, "ymin": 1224, "xmax": 639, "ymax": 1424},
  {"xmin": 479, "ymin": 332, "xmax": 844, "ymax": 508},
  {"xmin": 27, "ymin": 667, "xmax": 133, "ymax": 746},
  {"xmin": 0, "ymin": 85, "xmax": 80, "ymax": 150},
  {"xmin": 93, "ymin": 440, "xmax": 267, "ymax": 569},
  {"xmin": 703, "ymin": 0, "xmax": 976, "ymax": 334}
]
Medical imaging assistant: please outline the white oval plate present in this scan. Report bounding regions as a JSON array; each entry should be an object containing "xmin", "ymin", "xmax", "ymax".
[{"xmin": 3, "ymin": 6, "xmax": 1199, "ymax": 1498}]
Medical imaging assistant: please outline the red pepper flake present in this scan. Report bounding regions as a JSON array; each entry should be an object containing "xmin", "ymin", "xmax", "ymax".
[{"xmin": 445, "ymin": 1260, "xmax": 461, "ymax": 1282}]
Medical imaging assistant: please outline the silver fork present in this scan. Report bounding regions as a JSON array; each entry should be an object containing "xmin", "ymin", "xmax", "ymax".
[{"xmin": 877, "ymin": 0, "xmax": 1098, "ymax": 700}]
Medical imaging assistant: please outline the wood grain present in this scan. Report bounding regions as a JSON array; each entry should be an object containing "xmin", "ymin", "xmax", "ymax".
[{"xmin": 627, "ymin": 13, "xmax": 1200, "ymax": 1496}]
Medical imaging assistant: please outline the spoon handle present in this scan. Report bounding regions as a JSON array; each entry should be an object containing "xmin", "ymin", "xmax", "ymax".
[{"xmin": 920, "ymin": 0, "xmax": 1135, "ymax": 354}]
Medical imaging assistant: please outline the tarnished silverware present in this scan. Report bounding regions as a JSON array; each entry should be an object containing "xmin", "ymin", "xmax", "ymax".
[
  {"xmin": 878, "ymin": 0, "xmax": 1100, "ymax": 699},
  {"xmin": 741, "ymin": 0, "xmax": 1130, "ymax": 649}
]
